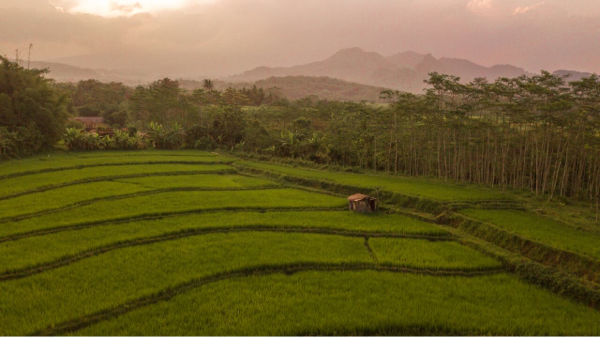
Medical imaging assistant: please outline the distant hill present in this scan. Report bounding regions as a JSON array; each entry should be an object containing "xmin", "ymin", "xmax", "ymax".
[
  {"xmin": 29, "ymin": 61, "xmax": 100, "ymax": 82},
  {"xmin": 553, "ymin": 70, "xmax": 596, "ymax": 82},
  {"xmin": 386, "ymin": 51, "xmax": 427, "ymax": 69},
  {"xmin": 179, "ymin": 76, "xmax": 390, "ymax": 102},
  {"xmin": 28, "ymin": 61, "xmax": 149, "ymax": 85},
  {"xmin": 415, "ymin": 54, "xmax": 531, "ymax": 82},
  {"xmin": 228, "ymin": 48, "xmax": 533, "ymax": 93},
  {"xmin": 26, "ymin": 52, "xmax": 598, "ymax": 97},
  {"xmin": 227, "ymin": 48, "xmax": 397, "ymax": 85}
]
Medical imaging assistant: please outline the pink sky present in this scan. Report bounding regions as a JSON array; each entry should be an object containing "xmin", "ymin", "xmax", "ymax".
[{"xmin": 0, "ymin": 0, "xmax": 598, "ymax": 77}]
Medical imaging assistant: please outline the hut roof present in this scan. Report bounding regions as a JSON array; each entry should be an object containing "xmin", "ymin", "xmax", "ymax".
[{"xmin": 347, "ymin": 193, "xmax": 376, "ymax": 201}]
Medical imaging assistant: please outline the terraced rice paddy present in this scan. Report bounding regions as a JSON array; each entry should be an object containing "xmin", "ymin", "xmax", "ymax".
[{"xmin": 1, "ymin": 150, "xmax": 599, "ymax": 335}]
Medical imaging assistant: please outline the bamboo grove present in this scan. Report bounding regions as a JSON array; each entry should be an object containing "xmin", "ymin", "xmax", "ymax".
[{"xmin": 374, "ymin": 72, "xmax": 600, "ymax": 203}]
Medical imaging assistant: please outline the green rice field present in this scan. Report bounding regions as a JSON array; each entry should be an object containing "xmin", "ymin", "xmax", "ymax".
[{"xmin": 0, "ymin": 151, "xmax": 598, "ymax": 335}]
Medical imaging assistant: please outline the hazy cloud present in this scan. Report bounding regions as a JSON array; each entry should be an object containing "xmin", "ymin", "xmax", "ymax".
[
  {"xmin": 513, "ymin": 2, "xmax": 546, "ymax": 15},
  {"xmin": 467, "ymin": 0, "xmax": 492, "ymax": 11},
  {"xmin": 1, "ymin": 0, "xmax": 599, "ymax": 77}
]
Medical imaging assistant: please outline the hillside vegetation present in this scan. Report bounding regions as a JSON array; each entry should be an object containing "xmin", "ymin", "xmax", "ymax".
[{"xmin": 180, "ymin": 76, "xmax": 390, "ymax": 102}]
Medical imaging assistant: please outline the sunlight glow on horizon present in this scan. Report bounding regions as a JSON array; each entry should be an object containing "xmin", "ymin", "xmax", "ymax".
[{"xmin": 68, "ymin": 0, "xmax": 214, "ymax": 17}]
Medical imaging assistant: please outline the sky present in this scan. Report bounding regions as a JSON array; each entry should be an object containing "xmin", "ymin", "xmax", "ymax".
[{"xmin": 0, "ymin": 0, "xmax": 599, "ymax": 78}]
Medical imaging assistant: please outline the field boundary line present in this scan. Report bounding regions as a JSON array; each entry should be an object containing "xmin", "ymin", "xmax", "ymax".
[
  {"xmin": 0, "ymin": 186, "xmax": 284, "ymax": 223},
  {"xmin": 0, "ymin": 169, "xmax": 237, "ymax": 201},
  {"xmin": 290, "ymin": 323, "xmax": 512, "ymax": 336},
  {"xmin": 30, "ymin": 263, "xmax": 505, "ymax": 336},
  {"xmin": 439, "ymin": 212, "xmax": 600, "ymax": 284},
  {"xmin": 73, "ymin": 153, "xmax": 218, "ymax": 159},
  {"xmin": 0, "ymin": 207, "xmax": 349, "ymax": 243},
  {"xmin": 242, "ymin": 172, "xmax": 349, "ymax": 198},
  {"xmin": 0, "ymin": 226, "xmax": 456, "ymax": 281},
  {"xmin": 0, "ymin": 160, "xmax": 236, "ymax": 181},
  {"xmin": 363, "ymin": 237, "xmax": 379, "ymax": 264},
  {"xmin": 234, "ymin": 163, "xmax": 522, "ymax": 213},
  {"xmin": 440, "ymin": 219, "xmax": 600, "ymax": 309}
]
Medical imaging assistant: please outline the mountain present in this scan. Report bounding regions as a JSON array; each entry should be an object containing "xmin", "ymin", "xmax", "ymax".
[
  {"xmin": 228, "ymin": 48, "xmax": 534, "ymax": 93},
  {"xmin": 553, "ymin": 70, "xmax": 596, "ymax": 82},
  {"xmin": 180, "ymin": 76, "xmax": 390, "ymax": 102},
  {"xmin": 386, "ymin": 51, "xmax": 426, "ymax": 69},
  {"xmin": 228, "ymin": 47, "xmax": 396, "ymax": 85},
  {"xmin": 415, "ymin": 55, "xmax": 531, "ymax": 82}
]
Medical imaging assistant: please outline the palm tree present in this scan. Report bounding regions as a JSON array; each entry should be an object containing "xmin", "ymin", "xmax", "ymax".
[{"xmin": 203, "ymin": 79, "xmax": 215, "ymax": 91}]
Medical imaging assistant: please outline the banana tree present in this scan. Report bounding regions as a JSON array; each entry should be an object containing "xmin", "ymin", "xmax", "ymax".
[{"xmin": 64, "ymin": 128, "xmax": 83, "ymax": 150}]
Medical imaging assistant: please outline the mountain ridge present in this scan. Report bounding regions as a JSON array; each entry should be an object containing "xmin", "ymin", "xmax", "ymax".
[
  {"xmin": 227, "ymin": 48, "xmax": 540, "ymax": 93},
  {"xmin": 22, "ymin": 50, "xmax": 599, "ymax": 98}
]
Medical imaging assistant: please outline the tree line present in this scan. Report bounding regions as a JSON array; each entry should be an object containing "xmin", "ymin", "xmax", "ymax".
[{"xmin": 1, "ymin": 57, "xmax": 599, "ymax": 208}]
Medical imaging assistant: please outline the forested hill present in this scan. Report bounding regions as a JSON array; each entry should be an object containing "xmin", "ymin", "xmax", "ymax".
[{"xmin": 179, "ymin": 76, "xmax": 390, "ymax": 102}]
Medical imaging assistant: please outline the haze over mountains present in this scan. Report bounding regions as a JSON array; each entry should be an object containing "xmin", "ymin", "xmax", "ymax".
[
  {"xmin": 227, "ymin": 47, "xmax": 539, "ymax": 93},
  {"xmin": 31, "ymin": 47, "xmax": 598, "ymax": 98}
]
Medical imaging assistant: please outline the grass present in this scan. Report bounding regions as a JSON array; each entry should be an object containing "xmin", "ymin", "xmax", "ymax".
[
  {"xmin": 369, "ymin": 238, "xmax": 501, "ymax": 269},
  {"xmin": 0, "ymin": 230, "xmax": 506, "ymax": 336},
  {"xmin": 2, "ymin": 150, "xmax": 598, "ymax": 335},
  {"xmin": 236, "ymin": 160, "xmax": 510, "ymax": 201},
  {"xmin": 0, "ymin": 150, "xmax": 228, "ymax": 177},
  {"xmin": 0, "ymin": 211, "xmax": 447, "ymax": 274},
  {"xmin": 0, "ymin": 164, "xmax": 234, "ymax": 198},
  {"xmin": 0, "ymin": 175, "xmax": 278, "ymax": 219},
  {"xmin": 0, "ymin": 232, "xmax": 373, "ymax": 336},
  {"xmin": 74, "ymin": 271, "xmax": 600, "ymax": 336},
  {"xmin": 460, "ymin": 209, "xmax": 600, "ymax": 260},
  {"xmin": 0, "ymin": 189, "xmax": 347, "ymax": 238}
]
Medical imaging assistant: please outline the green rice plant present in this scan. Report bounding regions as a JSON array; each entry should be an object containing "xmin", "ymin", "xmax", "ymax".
[
  {"xmin": 460, "ymin": 209, "xmax": 600, "ymax": 260},
  {"xmin": 0, "ymin": 211, "xmax": 448, "ymax": 274},
  {"xmin": 0, "ymin": 189, "xmax": 347, "ymax": 238},
  {"xmin": 236, "ymin": 160, "xmax": 509, "ymax": 201},
  {"xmin": 0, "ymin": 175, "xmax": 278, "ymax": 219},
  {"xmin": 0, "ymin": 232, "xmax": 373, "ymax": 336},
  {"xmin": 0, "ymin": 182, "xmax": 151, "ymax": 219},
  {"xmin": 75, "ymin": 271, "xmax": 600, "ymax": 336},
  {"xmin": 114, "ymin": 174, "xmax": 276, "ymax": 190},
  {"xmin": 369, "ymin": 238, "xmax": 502, "ymax": 270},
  {"xmin": 0, "ymin": 164, "xmax": 234, "ymax": 199},
  {"xmin": 0, "ymin": 150, "xmax": 223, "ymax": 176}
]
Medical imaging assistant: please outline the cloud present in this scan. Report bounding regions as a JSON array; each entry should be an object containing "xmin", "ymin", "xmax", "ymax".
[
  {"xmin": 49, "ymin": 2, "xmax": 66, "ymax": 12},
  {"xmin": 1, "ymin": 0, "xmax": 599, "ymax": 77},
  {"xmin": 467, "ymin": 0, "xmax": 492, "ymax": 11},
  {"xmin": 110, "ymin": 1, "xmax": 142, "ymax": 14},
  {"xmin": 513, "ymin": 1, "xmax": 545, "ymax": 15}
]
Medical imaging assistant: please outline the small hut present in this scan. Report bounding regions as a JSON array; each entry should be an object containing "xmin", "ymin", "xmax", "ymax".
[{"xmin": 347, "ymin": 193, "xmax": 378, "ymax": 213}]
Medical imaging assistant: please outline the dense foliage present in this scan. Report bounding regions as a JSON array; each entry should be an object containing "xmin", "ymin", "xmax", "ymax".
[
  {"xmin": 0, "ymin": 57, "xmax": 69, "ymax": 158},
  {"xmin": 56, "ymin": 80, "xmax": 131, "ymax": 126},
  {"xmin": 2, "ymin": 56, "xmax": 599, "ymax": 203}
]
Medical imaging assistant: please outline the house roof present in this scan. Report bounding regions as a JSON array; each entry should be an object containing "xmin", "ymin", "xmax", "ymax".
[{"xmin": 347, "ymin": 193, "xmax": 376, "ymax": 201}]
